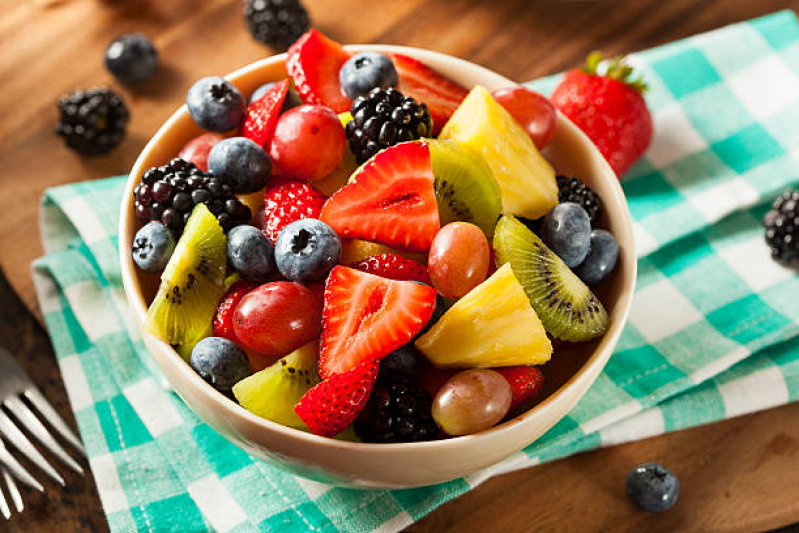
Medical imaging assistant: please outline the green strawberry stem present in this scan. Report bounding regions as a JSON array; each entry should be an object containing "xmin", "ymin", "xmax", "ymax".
[{"xmin": 582, "ymin": 51, "xmax": 648, "ymax": 93}]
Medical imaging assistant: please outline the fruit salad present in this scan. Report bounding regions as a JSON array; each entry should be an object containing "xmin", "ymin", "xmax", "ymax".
[{"xmin": 131, "ymin": 29, "xmax": 626, "ymax": 443}]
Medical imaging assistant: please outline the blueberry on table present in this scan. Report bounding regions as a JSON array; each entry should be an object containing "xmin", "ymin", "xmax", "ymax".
[
  {"xmin": 542, "ymin": 202, "xmax": 591, "ymax": 268},
  {"xmin": 339, "ymin": 52, "xmax": 399, "ymax": 99},
  {"xmin": 208, "ymin": 137, "xmax": 272, "ymax": 194},
  {"xmin": 626, "ymin": 462, "xmax": 679, "ymax": 512},
  {"xmin": 132, "ymin": 221, "xmax": 175, "ymax": 273},
  {"xmin": 105, "ymin": 33, "xmax": 158, "ymax": 86},
  {"xmin": 574, "ymin": 229, "xmax": 619, "ymax": 285},
  {"xmin": 190, "ymin": 337, "xmax": 250, "ymax": 393},
  {"xmin": 186, "ymin": 77, "xmax": 246, "ymax": 133},
  {"xmin": 274, "ymin": 218, "xmax": 341, "ymax": 283},
  {"xmin": 226, "ymin": 225, "xmax": 275, "ymax": 283}
]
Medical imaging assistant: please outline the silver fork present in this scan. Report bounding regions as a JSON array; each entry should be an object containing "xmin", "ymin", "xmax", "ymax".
[{"xmin": 0, "ymin": 348, "xmax": 85, "ymax": 519}]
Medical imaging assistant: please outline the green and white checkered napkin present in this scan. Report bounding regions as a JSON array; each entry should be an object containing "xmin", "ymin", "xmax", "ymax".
[{"xmin": 31, "ymin": 10, "xmax": 799, "ymax": 532}]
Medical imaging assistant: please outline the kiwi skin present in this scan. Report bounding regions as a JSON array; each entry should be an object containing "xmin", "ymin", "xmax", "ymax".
[
  {"xmin": 493, "ymin": 215, "xmax": 609, "ymax": 342},
  {"xmin": 429, "ymin": 140, "xmax": 502, "ymax": 239}
]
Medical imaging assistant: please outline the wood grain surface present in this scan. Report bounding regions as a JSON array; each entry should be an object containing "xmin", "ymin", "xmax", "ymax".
[{"xmin": 0, "ymin": 0, "xmax": 798, "ymax": 531}]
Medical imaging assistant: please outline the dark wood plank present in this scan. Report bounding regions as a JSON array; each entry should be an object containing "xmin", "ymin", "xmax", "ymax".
[{"xmin": 0, "ymin": 0, "xmax": 797, "ymax": 531}]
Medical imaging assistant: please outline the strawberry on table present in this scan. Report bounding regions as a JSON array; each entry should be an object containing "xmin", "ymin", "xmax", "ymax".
[
  {"xmin": 240, "ymin": 78, "xmax": 291, "ymax": 149},
  {"xmin": 286, "ymin": 29, "xmax": 352, "ymax": 113},
  {"xmin": 295, "ymin": 359, "xmax": 379, "ymax": 437},
  {"xmin": 319, "ymin": 266, "xmax": 437, "ymax": 379},
  {"xmin": 262, "ymin": 179, "xmax": 327, "ymax": 245},
  {"xmin": 348, "ymin": 253, "xmax": 431, "ymax": 285},
  {"xmin": 551, "ymin": 52, "xmax": 652, "ymax": 177},
  {"xmin": 495, "ymin": 366, "xmax": 545, "ymax": 410}
]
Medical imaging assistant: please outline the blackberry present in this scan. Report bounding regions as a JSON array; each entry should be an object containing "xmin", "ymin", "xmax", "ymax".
[
  {"xmin": 133, "ymin": 158, "xmax": 252, "ymax": 236},
  {"xmin": 55, "ymin": 87, "xmax": 129, "ymax": 155},
  {"xmin": 346, "ymin": 87, "xmax": 433, "ymax": 164},
  {"xmin": 354, "ymin": 377, "xmax": 438, "ymax": 443},
  {"xmin": 764, "ymin": 189, "xmax": 799, "ymax": 267},
  {"xmin": 244, "ymin": 0, "xmax": 310, "ymax": 50},
  {"xmin": 556, "ymin": 175, "xmax": 602, "ymax": 224}
]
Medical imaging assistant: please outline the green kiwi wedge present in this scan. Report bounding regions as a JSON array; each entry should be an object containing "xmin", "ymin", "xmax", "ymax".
[
  {"xmin": 145, "ymin": 204, "xmax": 227, "ymax": 346},
  {"xmin": 429, "ymin": 140, "xmax": 503, "ymax": 239},
  {"xmin": 493, "ymin": 215, "xmax": 609, "ymax": 342},
  {"xmin": 232, "ymin": 342, "xmax": 320, "ymax": 430}
]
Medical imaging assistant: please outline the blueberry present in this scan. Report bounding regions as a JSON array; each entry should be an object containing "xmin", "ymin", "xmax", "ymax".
[
  {"xmin": 626, "ymin": 462, "xmax": 679, "ymax": 512},
  {"xmin": 339, "ymin": 52, "xmax": 399, "ymax": 99},
  {"xmin": 274, "ymin": 218, "xmax": 341, "ymax": 283},
  {"xmin": 226, "ymin": 225, "xmax": 275, "ymax": 282},
  {"xmin": 574, "ymin": 230, "xmax": 619, "ymax": 285},
  {"xmin": 132, "ymin": 221, "xmax": 175, "ymax": 273},
  {"xmin": 250, "ymin": 82, "xmax": 304, "ymax": 111},
  {"xmin": 105, "ymin": 33, "xmax": 158, "ymax": 85},
  {"xmin": 186, "ymin": 77, "xmax": 246, "ymax": 132},
  {"xmin": 379, "ymin": 345, "xmax": 421, "ymax": 381},
  {"xmin": 542, "ymin": 202, "xmax": 591, "ymax": 267},
  {"xmin": 190, "ymin": 337, "xmax": 250, "ymax": 393},
  {"xmin": 208, "ymin": 137, "xmax": 271, "ymax": 194}
]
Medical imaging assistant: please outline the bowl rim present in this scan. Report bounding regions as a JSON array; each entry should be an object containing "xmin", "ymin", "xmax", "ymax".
[{"xmin": 119, "ymin": 44, "xmax": 637, "ymax": 453}]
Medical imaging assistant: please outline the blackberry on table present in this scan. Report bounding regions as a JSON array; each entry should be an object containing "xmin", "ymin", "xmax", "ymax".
[
  {"xmin": 556, "ymin": 175, "xmax": 603, "ymax": 224},
  {"xmin": 346, "ymin": 87, "xmax": 433, "ymax": 164},
  {"xmin": 244, "ymin": 0, "xmax": 310, "ymax": 50},
  {"xmin": 354, "ymin": 376, "xmax": 438, "ymax": 443},
  {"xmin": 134, "ymin": 158, "xmax": 251, "ymax": 236},
  {"xmin": 764, "ymin": 188, "xmax": 799, "ymax": 267},
  {"xmin": 56, "ymin": 87, "xmax": 129, "ymax": 155}
]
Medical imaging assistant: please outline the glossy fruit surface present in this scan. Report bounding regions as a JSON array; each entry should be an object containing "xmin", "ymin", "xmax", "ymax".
[
  {"xmin": 208, "ymin": 137, "xmax": 272, "ymax": 194},
  {"xmin": 132, "ymin": 221, "xmax": 175, "ymax": 273},
  {"xmin": 226, "ymin": 225, "xmax": 275, "ymax": 282},
  {"xmin": 428, "ymin": 222, "xmax": 489, "ymax": 299},
  {"xmin": 432, "ymin": 369, "xmax": 512, "ymax": 436},
  {"xmin": 240, "ymin": 78, "xmax": 290, "ymax": 148},
  {"xmin": 626, "ymin": 463, "xmax": 679, "ymax": 512},
  {"xmin": 348, "ymin": 253, "xmax": 430, "ymax": 284},
  {"xmin": 212, "ymin": 280, "xmax": 258, "ymax": 343},
  {"xmin": 261, "ymin": 179, "xmax": 327, "ymax": 245},
  {"xmin": 189, "ymin": 337, "xmax": 250, "ymax": 393},
  {"xmin": 286, "ymin": 29, "xmax": 352, "ymax": 112},
  {"xmin": 270, "ymin": 105, "xmax": 346, "ymax": 181},
  {"xmin": 105, "ymin": 33, "xmax": 158, "ymax": 85},
  {"xmin": 491, "ymin": 86, "xmax": 556, "ymax": 149},
  {"xmin": 186, "ymin": 77, "xmax": 246, "ymax": 133},
  {"xmin": 274, "ymin": 218, "xmax": 342, "ymax": 283},
  {"xmin": 233, "ymin": 282, "xmax": 322, "ymax": 357},
  {"xmin": 495, "ymin": 366, "xmax": 545, "ymax": 410},
  {"xmin": 339, "ymin": 52, "xmax": 398, "ymax": 99},
  {"xmin": 178, "ymin": 133, "xmax": 224, "ymax": 171},
  {"xmin": 574, "ymin": 229, "xmax": 619, "ymax": 285},
  {"xmin": 541, "ymin": 202, "xmax": 592, "ymax": 268}
]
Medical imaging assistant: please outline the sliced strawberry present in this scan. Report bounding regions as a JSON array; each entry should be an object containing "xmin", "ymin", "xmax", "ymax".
[
  {"xmin": 319, "ymin": 266, "xmax": 436, "ymax": 379},
  {"xmin": 495, "ymin": 366, "xmax": 545, "ymax": 410},
  {"xmin": 348, "ymin": 253, "xmax": 431, "ymax": 285},
  {"xmin": 241, "ymin": 78, "xmax": 291, "ymax": 148},
  {"xmin": 391, "ymin": 54, "xmax": 469, "ymax": 135},
  {"xmin": 213, "ymin": 281, "xmax": 258, "ymax": 343},
  {"xmin": 295, "ymin": 359, "xmax": 379, "ymax": 437},
  {"xmin": 286, "ymin": 30, "xmax": 352, "ymax": 113},
  {"xmin": 320, "ymin": 140, "xmax": 440, "ymax": 252}
]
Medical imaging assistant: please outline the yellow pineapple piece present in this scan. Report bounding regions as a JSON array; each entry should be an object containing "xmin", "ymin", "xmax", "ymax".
[
  {"xmin": 439, "ymin": 86, "xmax": 558, "ymax": 219},
  {"xmin": 415, "ymin": 264, "xmax": 552, "ymax": 368}
]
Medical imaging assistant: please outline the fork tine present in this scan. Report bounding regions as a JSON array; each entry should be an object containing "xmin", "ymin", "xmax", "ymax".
[
  {"xmin": 0, "ymin": 472, "xmax": 10, "ymax": 520},
  {"xmin": 5, "ymin": 397, "xmax": 83, "ymax": 475},
  {"xmin": 24, "ymin": 388, "xmax": 85, "ymax": 457},
  {"xmin": 0, "ymin": 411, "xmax": 64, "ymax": 486},
  {"xmin": 0, "ymin": 438, "xmax": 42, "ymax": 492},
  {"xmin": 2, "ymin": 468, "xmax": 22, "ymax": 514}
]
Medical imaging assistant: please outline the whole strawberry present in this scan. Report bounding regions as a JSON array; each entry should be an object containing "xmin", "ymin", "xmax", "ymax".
[
  {"xmin": 551, "ymin": 53, "xmax": 652, "ymax": 177},
  {"xmin": 262, "ymin": 179, "xmax": 327, "ymax": 244},
  {"xmin": 494, "ymin": 366, "xmax": 545, "ymax": 410}
]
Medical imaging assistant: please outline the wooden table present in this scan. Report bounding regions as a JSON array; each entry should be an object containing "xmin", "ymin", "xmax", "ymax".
[{"xmin": 1, "ymin": 0, "xmax": 798, "ymax": 530}]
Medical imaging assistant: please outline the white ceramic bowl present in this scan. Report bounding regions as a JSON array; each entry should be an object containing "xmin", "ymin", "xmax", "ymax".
[{"xmin": 119, "ymin": 45, "xmax": 636, "ymax": 489}]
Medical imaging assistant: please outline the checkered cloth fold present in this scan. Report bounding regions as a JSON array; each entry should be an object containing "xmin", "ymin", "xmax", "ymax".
[{"xmin": 31, "ymin": 11, "xmax": 799, "ymax": 533}]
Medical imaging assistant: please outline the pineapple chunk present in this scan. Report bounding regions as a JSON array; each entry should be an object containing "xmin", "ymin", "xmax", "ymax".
[
  {"xmin": 439, "ymin": 86, "xmax": 558, "ymax": 219},
  {"xmin": 415, "ymin": 264, "xmax": 552, "ymax": 368}
]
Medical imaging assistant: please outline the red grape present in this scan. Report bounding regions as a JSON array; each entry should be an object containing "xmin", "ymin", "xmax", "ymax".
[
  {"xmin": 492, "ymin": 87, "xmax": 556, "ymax": 149},
  {"xmin": 178, "ymin": 132, "xmax": 224, "ymax": 171},
  {"xmin": 432, "ymin": 369, "xmax": 512, "ymax": 436},
  {"xmin": 270, "ymin": 105, "xmax": 345, "ymax": 182},
  {"xmin": 428, "ymin": 222, "xmax": 490, "ymax": 299}
]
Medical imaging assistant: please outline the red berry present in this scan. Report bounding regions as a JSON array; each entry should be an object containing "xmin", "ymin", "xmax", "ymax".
[
  {"xmin": 348, "ymin": 253, "xmax": 431, "ymax": 285},
  {"xmin": 491, "ymin": 87, "xmax": 557, "ymax": 149},
  {"xmin": 320, "ymin": 140, "xmax": 441, "ymax": 252},
  {"xmin": 178, "ymin": 133, "xmax": 224, "ymax": 171},
  {"xmin": 295, "ymin": 359, "xmax": 379, "ymax": 437},
  {"xmin": 262, "ymin": 179, "xmax": 327, "ymax": 244},
  {"xmin": 270, "ymin": 105, "xmax": 345, "ymax": 182},
  {"xmin": 286, "ymin": 30, "xmax": 352, "ymax": 113},
  {"xmin": 391, "ymin": 53, "xmax": 469, "ymax": 136},
  {"xmin": 494, "ymin": 366, "xmax": 545, "ymax": 410},
  {"xmin": 550, "ymin": 53, "xmax": 652, "ymax": 177},
  {"xmin": 233, "ymin": 282, "xmax": 322, "ymax": 358},
  {"xmin": 240, "ymin": 78, "xmax": 291, "ymax": 149},
  {"xmin": 213, "ymin": 281, "xmax": 258, "ymax": 343},
  {"xmin": 319, "ymin": 266, "xmax": 436, "ymax": 379}
]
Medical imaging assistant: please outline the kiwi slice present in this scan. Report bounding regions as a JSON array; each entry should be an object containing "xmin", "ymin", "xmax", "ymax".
[
  {"xmin": 429, "ymin": 140, "xmax": 503, "ymax": 239},
  {"xmin": 493, "ymin": 215, "xmax": 609, "ymax": 342},
  {"xmin": 232, "ymin": 342, "xmax": 320, "ymax": 430},
  {"xmin": 145, "ymin": 204, "xmax": 227, "ymax": 345}
]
